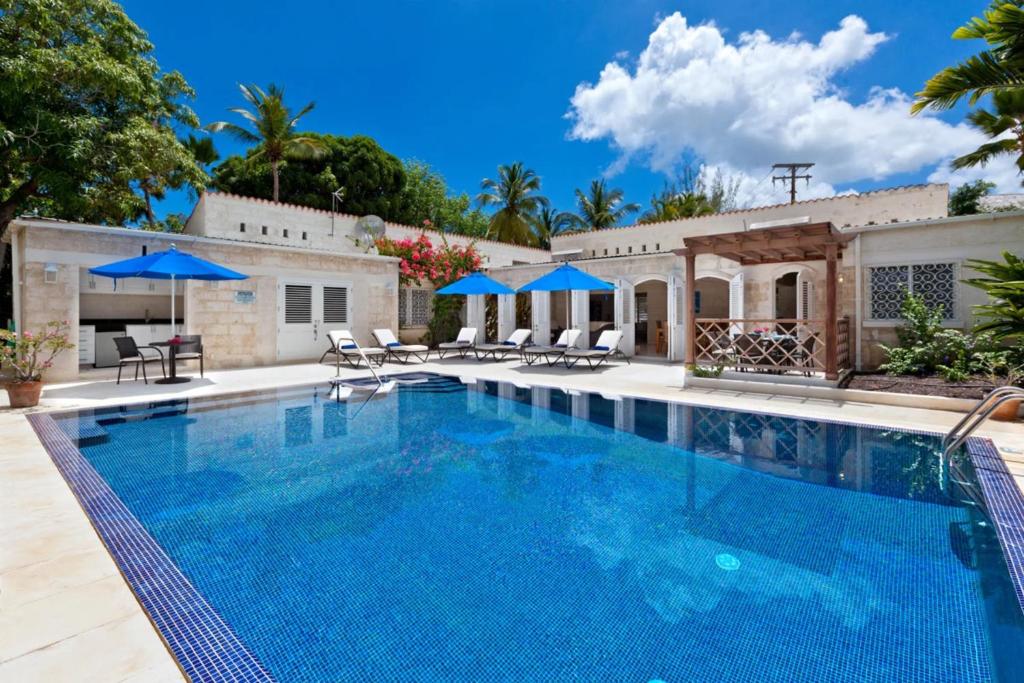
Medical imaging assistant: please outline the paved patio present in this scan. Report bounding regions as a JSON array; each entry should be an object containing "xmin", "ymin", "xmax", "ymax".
[{"xmin": 2, "ymin": 357, "xmax": 1023, "ymax": 681}]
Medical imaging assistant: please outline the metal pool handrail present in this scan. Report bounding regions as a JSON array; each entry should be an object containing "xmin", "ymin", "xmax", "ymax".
[{"xmin": 943, "ymin": 386, "xmax": 1024, "ymax": 459}]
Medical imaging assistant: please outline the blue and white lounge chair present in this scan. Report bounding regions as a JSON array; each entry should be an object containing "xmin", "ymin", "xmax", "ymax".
[
  {"xmin": 562, "ymin": 330, "xmax": 629, "ymax": 370},
  {"xmin": 323, "ymin": 330, "xmax": 386, "ymax": 368},
  {"xmin": 473, "ymin": 328, "xmax": 532, "ymax": 361},
  {"xmin": 521, "ymin": 329, "xmax": 582, "ymax": 366},
  {"xmin": 373, "ymin": 328, "xmax": 430, "ymax": 363},
  {"xmin": 436, "ymin": 327, "xmax": 477, "ymax": 359}
]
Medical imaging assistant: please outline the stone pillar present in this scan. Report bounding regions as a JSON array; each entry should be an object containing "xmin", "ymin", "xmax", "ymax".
[
  {"xmin": 684, "ymin": 249, "xmax": 696, "ymax": 366},
  {"xmin": 825, "ymin": 243, "xmax": 838, "ymax": 380}
]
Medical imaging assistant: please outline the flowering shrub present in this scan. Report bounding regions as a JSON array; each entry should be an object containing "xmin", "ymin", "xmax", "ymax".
[
  {"xmin": 375, "ymin": 230, "xmax": 482, "ymax": 288},
  {"xmin": 375, "ymin": 231, "xmax": 483, "ymax": 343},
  {"xmin": 0, "ymin": 321, "xmax": 75, "ymax": 383}
]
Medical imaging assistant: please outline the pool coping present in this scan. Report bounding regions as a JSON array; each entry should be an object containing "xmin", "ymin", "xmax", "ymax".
[{"xmin": 25, "ymin": 374, "xmax": 1024, "ymax": 680}]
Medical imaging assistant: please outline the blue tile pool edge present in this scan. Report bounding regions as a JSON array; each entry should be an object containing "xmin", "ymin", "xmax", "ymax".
[
  {"xmin": 26, "ymin": 411, "xmax": 277, "ymax": 683},
  {"xmin": 966, "ymin": 437, "xmax": 1024, "ymax": 614},
  {"xmin": 23, "ymin": 381, "xmax": 1024, "ymax": 679}
]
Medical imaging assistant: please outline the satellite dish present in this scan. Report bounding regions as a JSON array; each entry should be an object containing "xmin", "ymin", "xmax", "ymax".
[{"xmin": 355, "ymin": 215, "xmax": 385, "ymax": 240}]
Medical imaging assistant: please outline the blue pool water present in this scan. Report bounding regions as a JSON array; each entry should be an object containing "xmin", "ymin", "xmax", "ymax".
[{"xmin": 55, "ymin": 374, "xmax": 1024, "ymax": 682}]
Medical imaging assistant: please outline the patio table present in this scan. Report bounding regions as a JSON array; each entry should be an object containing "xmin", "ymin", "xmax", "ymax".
[{"xmin": 150, "ymin": 340, "xmax": 190, "ymax": 384}]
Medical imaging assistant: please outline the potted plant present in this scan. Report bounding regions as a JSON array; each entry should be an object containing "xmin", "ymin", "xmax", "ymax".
[{"xmin": 0, "ymin": 321, "xmax": 75, "ymax": 408}]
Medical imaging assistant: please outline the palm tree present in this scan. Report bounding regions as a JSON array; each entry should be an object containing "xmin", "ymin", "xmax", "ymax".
[
  {"xmin": 565, "ymin": 179, "xmax": 639, "ymax": 231},
  {"xmin": 206, "ymin": 84, "xmax": 324, "ymax": 201},
  {"xmin": 529, "ymin": 207, "xmax": 574, "ymax": 249},
  {"xmin": 912, "ymin": 1, "xmax": 1024, "ymax": 114},
  {"xmin": 182, "ymin": 133, "xmax": 220, "ymax": 170},
  {"xmin": 476, "ymin": 162, "xmax": 549, "ymax": 245},
  {"xmin": 951, "ymin": 89, "xmax": 1024, "ymax": 174}
]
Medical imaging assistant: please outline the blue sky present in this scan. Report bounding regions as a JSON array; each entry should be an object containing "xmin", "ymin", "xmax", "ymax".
[{"xmin": 124, "ymin": 1, "xmax": 992, "ymax": 222}]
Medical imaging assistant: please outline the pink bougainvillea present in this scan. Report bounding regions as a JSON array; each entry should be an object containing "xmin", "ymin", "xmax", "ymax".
[{"xmin": 375, "ymin": 233, "xmax": 482, "ymax": 288}]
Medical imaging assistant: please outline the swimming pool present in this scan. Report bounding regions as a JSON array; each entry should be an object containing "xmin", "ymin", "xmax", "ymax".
[{"xmin": 36, "ymin": 373, "xmax": 1024, "ymax": 682}]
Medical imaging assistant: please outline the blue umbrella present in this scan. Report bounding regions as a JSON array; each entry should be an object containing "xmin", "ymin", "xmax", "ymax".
[
  {"xmin": 518, "ymin": 263, "xmax": 615, "ymax": 333},
  {"xmin": 89, "ymin": 245, "xmax": 248, "ymax": 331},
  {"xmin": 435, "ymin": 271, "xmax": 515, "ymax": 295}
]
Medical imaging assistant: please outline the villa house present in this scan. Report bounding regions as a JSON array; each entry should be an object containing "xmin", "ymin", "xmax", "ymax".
[{"xmin": 5, "ymin": 184, "xmax": 1023, "ymax": 383}]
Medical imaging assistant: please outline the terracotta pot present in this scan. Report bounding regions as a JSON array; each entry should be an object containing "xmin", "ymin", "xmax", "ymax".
[
  {"xmin": 991, "ymin": 397, "xmax": 1022, "ymax": 422},
  {"xmin": 4, "ymin": 381, "xmax": 43, "ymax": 409}
]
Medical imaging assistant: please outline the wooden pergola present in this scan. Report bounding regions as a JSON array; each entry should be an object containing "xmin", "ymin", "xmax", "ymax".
[{"xmin": 679, "ymin": 222, "xmax": 854, "ymax": 379}]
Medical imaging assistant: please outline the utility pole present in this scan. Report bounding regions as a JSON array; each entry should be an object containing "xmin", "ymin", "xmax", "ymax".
[{"xmin": 772, "ymin": 163, "xmax": 814, "ymax": 204}]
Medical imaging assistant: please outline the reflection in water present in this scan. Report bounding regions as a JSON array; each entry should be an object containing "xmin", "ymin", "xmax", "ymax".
[{"xmin": 55, "ymin": 376, "xmax": 1023, "ymax": 683}]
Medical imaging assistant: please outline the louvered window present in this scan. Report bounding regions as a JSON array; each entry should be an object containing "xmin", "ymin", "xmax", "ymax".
[
  {"xmin": 284, "ymin": 285, "xmax": 312, "ymax": 324},
  {"xmin": 323, "ymin": 286, "xmax": 348, "ymax": 324}
]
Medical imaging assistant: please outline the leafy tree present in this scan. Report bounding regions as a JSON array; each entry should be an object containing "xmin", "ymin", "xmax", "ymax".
[
  {"xmin": 477, "ymin": 162, "xmax": 549, "ymax": 245},
  {"xmin": 529, "ymin": 207, "xmax": 574, "ymax": 249},
  {"xmin": 0, "ymin": 0, "xmax": 206, "ymax": 251},
  {"xmin": 396, "ymin": 160, "xmax": 488, "ymax": 236},
  {"xmin": 213, "ymin": 133, "xmax": 406, "ymax": 218},
  {"xmin": 206, "ymin": 83, "xmax": 325, "ymax": 202},
  {"xmin": 182, "ymin": 134, "xmax": 219, "ymax": 170},
  {"xmin": 952, "ymin": 89, "xmax": 1024, "ymax": 176},
  {"xmin": 639, "ymin": 165, "xmax": 739, "ymax": 223},
  {"xmin": 564, "ymin": 179, "xmax": 639, "ymax": 231},
  {"xmin": 912, "ymin": 1, "xmax": 1024, "ymax": 113},
  {"xmin": 964, "ymin": 250, "xmax": 1024, "ymax": 343},
  {"xmin": 949, "ymin": 180, "xmax": 996, "ymax": 215}
]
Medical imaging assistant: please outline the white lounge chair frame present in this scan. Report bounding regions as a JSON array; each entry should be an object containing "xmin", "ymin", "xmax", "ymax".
[
  {"xmin": 473, "ymin": 328, "xmax": 532, "ymax": 361},
  {"xmin": 436, "ymin": 327, "xmax": 477, "ymax": 359},
  {"xmin": 562, "ymin": 330, "xmax": 630, "ymax": 370},
  {"xmin": 521, "ymin": 329, "xmax": 582, "ymax": 366},
  {"xmin": 372, "ymin": 328, "xmax": 430, "ymax": 364},
  {"xmin": 325, "ymin": 330, "xmax": 386, "ymax": 369}
]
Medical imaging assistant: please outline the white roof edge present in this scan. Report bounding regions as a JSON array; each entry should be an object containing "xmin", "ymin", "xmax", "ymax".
[
  {"xmin": 846, "ymin": 210, "xmax": 1024, "ymax": 234},
  {"xmin": 9, "ymin": 218, "xmax": 402, "ymax": 263}
]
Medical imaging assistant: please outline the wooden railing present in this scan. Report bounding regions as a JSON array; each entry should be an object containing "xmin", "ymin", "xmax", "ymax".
[{"xmin": 694, "ymin": 318, "xmax": 852, "ymax": 376}]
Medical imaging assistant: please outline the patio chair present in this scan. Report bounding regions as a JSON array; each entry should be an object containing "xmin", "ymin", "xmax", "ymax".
[
  {"xmin": 174, "ymin": 334, "xmax": 204, "ymax": 378},
  {"xmin": 113, "ymin": 336, "xmax": 166, "ymax": 384},
  {"xmin": 473, "ymin": 328, "xmax": 532, "ymax": 361},
  {"xmin": 521, "ymin": 329, "xmax": 582, "ymax": 366},
  {"xmin": 372, "ymin": 328, "xmax": 430, "ymax": 363},
  {"xmin": 436, "ymin": 327, "xmax": 477, "ymax": 359},
  {"xmin": 731, "ymin": 333, "xmax": 767, "ymax": 372},
  {"xmin": 325, "ymin": 330, "xmax": 386, "ymax": 368},
  {"xmin": 562, "ymin": 330, "xmax": 629, "ymax": 370},
  {"xmin": 794, "ymin": 335, "xmax": 817, "ymax": 377}
]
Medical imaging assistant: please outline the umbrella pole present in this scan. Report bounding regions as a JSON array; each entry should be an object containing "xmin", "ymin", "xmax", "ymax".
[{"xmin": 170, "ymin": 274, "xmax": 175, "ymax": 338}]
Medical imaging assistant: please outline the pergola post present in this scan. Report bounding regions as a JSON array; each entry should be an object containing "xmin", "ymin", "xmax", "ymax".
[
  {"xmin": 825, "ymin": 243, "xmax": 838, "ymax": 380},
  {"xmin": 684, "ymin": 248, "xmax": 696, "ymax": 366}
]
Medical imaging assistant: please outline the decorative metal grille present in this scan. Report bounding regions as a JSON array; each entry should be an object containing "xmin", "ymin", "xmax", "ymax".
[
  {"xmin": 912, "ymin": 263, "xmax": 956, "ymax": 319},
  {"xmin": 398, "ymin": 289, "xmax": 408, "ymax": 327},
  {"xmin": 869, "ymin": 265, "xmax": 908, "ymax": 320},
  {"xmin": 869, "ymin": 263, "xmax": 956, "ymax": 321},
  {"xmin": 410, "ymin": 290, "xmax": 432, "ymax": 326}
]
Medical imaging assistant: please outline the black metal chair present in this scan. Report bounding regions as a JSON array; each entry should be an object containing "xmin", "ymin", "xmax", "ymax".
[
  {"xmin": 113, "ymin": 336, "xmax": 166, "ymax": 384},
  {"xmin": 174, "ymin": 335, "xmax": 205, "ymax": 377}
]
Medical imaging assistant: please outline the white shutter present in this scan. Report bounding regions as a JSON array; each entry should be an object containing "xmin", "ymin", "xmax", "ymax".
[
  {"xmin": 668, "ymin": 275, "xmax": 686, "ymax": 360},
  {"xmin": 284, "ymin": 284, "xmax": 312, "ymax": 324},
  {"xmin": 323, "ymin": 286, "xmax": 349, "ymax": 324},
  {"xmin": 571, "ymin": 290, "xmax": 590, "ymax": 348},
  {"xmin": 466, "ymin": 295, "xmax": 486, "ymax": 340},
  {"xmin": 531, "ymin": 290, "xmax": 551, "ymax": 345},
  {"xmin": 797, "ymin": 273, "xmax": 814, "ymax": 320},
  {"xmin": 497, "ymin": 293, "xmax": 516, "ymax": 341},
  {"xmin": 615, "ymin": 279, "xmax": 635, "ymax": 356},
  {"xmin": 728, "ymin": 272, "xmax": 745, "ymax": 336}
]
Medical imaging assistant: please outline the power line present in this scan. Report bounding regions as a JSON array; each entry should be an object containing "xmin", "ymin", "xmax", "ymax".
[{"xmin": 771, "ymin": 163, "xmax": 814, "ymax": 204}]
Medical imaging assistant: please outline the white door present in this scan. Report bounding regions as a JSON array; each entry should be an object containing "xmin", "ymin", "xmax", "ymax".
[
  {"xmin": 728, "ymin": 272, "xmax": 745, "ymax": 336},
  {"xmin": 614, "ymin": 279, "xmax": 635, "ymax": 356},
  {"xmin": 571, "ymin": 290, "xmax": 590, "ymax": 349},
  {"xmin": 796, "ymin": 271, "xmax": 815, "ymax": 320},
  {"xmin": 278, "ymin": 281, "xmax": 350, "ymax": 361},
  {"xmin": 497, "ymin": 293, "xmax": 516, "ymax": 342},
  {"xmin": 668, "ymin": 275, "xmax": 685, "ymax": 361},
  {"xmin": 531, "ymin": 291, "xmax": 551, "ymax": 346}
]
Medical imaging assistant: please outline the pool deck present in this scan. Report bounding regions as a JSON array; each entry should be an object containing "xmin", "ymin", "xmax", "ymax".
[{"xmin": 3, "ymin": 357, "xmax": 1023, "ymax": 681}]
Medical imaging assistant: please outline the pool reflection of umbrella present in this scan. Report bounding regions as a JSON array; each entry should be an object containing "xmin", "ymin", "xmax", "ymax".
[
  {"xmin": 517, "ymin": 263, "xmax": 615, "ymax": 333},
  {"xmin": 89, "ymin": 244, "xmax": 248, "ymax": 341}
]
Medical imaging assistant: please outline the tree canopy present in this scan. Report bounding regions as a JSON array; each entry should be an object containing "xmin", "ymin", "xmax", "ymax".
[
  {"xmin": 394, "ymin": 160, "xmax": 489, "ymax": 237},
  {"xmin": 0, "ymin": 0, "xmax": 206, "ymax": 243},
  {"xmin": 213, "ymin": 133, "xmax": 407, "ymax": 219},
  {"xmin": 639, "ymin": 166, "xmax": 739, "ymax": 223},
  {"xmin": 477, "ymin": 162, "xmax": 549, "ymax": 245},
  {"xmin": 565, "ymin": 179, "xmax": 639, "ymax": 231}
]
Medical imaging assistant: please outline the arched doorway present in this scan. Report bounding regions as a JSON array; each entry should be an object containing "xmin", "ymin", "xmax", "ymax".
[
  {"xmin": 634, "ymin": 279, "xmax": 668, "ymax": 357},
  {"xmin": 588, "ymin": 290, "xmax": 615, "ymax": 347},
  {"xmin": 775, "ymin": 271, "xmax": 798, "ymax": 319}
]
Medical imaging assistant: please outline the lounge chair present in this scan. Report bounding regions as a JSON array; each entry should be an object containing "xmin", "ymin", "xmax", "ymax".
[
  {"xmin": 562, "ymin": 330, "xmax": 630, "ymax": 370},
  {"xmin": 473, "ymin": 328, "xmax": 532, "ymax": 361},
  {"xmin": 324, "ymin": 330, "xmax": 386, "ymax": 368},
  {"xmin": 521, "ymin": 329, "xmax": 582, "ymax": 366},
  {"xmin": 372, "ymin": 328, "xmax": 430, "ymax": 363},
  {"xmin": 436, "ymin": 327, "xmax": 477, "ymax": 359}
]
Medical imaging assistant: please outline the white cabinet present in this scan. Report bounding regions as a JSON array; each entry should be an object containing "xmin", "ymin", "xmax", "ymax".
[{"xmin": 78, "ymin": 325, "xmax": 95, "ymax": 365}]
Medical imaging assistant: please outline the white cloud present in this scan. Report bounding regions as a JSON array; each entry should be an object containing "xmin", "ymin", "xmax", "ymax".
[{"xmin": 568, "ymin": 13, "xmax": 1022, "ymax": 204}]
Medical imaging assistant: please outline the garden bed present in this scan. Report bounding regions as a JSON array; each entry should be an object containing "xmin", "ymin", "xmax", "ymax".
[{"xmin": 842, "ymin": 373, "xmax": 999, "ymax": 400}]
